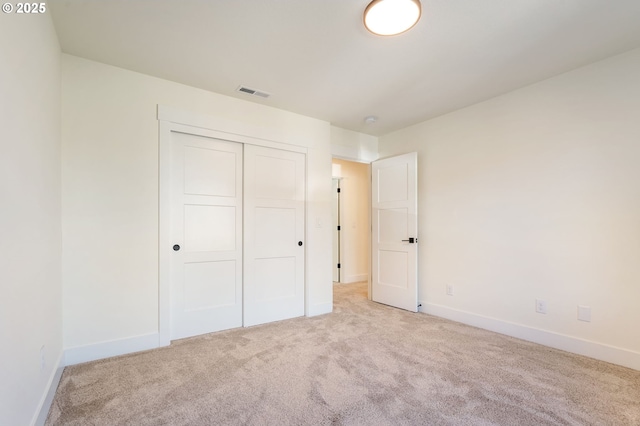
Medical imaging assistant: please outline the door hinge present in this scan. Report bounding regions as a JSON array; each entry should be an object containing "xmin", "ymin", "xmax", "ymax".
[
  {"xmin": 337, "ymin": 263, "xmax": 341, "ymax": 269},
  {"xmin": 337, "ymin": 225, "xmax": 341, "ymax": 231},
  {"xmin": 337, "ymin": 188, "xmax": 341, "ymax": 193}
]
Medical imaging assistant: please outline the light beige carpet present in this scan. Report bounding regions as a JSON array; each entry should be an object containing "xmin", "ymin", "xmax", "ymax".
[{"xmin": 47, "ymin": 282, "xmax": 640, "ymax": 425}]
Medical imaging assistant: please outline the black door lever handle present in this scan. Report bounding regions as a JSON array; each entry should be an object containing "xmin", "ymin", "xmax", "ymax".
[{"xmin": 402, "ymin": 238, "xmax": 416, "ymax": 243}]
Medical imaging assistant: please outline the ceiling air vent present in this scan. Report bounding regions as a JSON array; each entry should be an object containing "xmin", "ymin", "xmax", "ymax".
[{"xmin": 236, "ymin": 85, "xmax": 271, "ymax": 99}]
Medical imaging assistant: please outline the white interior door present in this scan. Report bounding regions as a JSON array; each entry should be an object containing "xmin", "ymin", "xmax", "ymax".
[
  {"xmin": 244, "ymin": 145, "xmax": 305, "ymax": 326},
  {"xmin": 170, "ymin": 132, "xmax": 243, "ymax": 339},
  {"xmin": 371, "ymin": 152, "xmax": 418, "ymax": 312}
]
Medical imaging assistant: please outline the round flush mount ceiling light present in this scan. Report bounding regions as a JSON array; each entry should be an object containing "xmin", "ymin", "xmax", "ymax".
[{"xmin": 364, "ymin": 0, "xmax": 422, "ymax": 36}]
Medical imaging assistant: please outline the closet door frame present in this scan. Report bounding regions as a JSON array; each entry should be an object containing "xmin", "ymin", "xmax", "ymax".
[{"xmin": 159, "ymin": 112, "xmax": 308, "ymax": 347}]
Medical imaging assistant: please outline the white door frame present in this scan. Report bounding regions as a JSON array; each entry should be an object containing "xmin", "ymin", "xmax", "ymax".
[
  {"xmin": 158, "ymin": 106, "xmax": 308, "ymax": 347},
  {"xmin": 332, "ymin": 178, "xmax": 342, "ymax": 283}
]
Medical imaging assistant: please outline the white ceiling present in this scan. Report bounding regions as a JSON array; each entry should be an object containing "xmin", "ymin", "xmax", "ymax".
[{"xmin": 50, "ymin": 0, "xmax": 640, "ymax": 136}]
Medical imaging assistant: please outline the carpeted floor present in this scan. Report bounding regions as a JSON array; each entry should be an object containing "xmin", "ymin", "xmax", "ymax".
[{"xmin": 47, "ymin": 282, "xmax": 640, "ymax": 425}]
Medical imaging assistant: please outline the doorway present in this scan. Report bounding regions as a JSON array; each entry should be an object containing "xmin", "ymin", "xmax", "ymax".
[{"xmin": 331, "ymin": 158, "xmax": 371, "ymax": 285}]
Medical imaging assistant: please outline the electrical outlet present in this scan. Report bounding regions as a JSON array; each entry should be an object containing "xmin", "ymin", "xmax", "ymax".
[
  {"xmin": 578, "ymin": 305, "xmax": 591, "ymax": 322},
  {"xmin": 446, "ymin": 285, "xmax": 454, "ymax": 296},
  {"xmin": 535, "ymin": 299, "xmax": 548, "ymax": 314},
  {"xmin": 40, "ymin": 345, "xmax": 45, "ymax": 371}
]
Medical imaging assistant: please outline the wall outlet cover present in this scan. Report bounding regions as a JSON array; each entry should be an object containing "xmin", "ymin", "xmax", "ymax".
[
  {"xmin": 578, "ymin": 305, "xmax": 591, "ymax": 322},
  {"xmin": 535, "ymin": 299, "xmax": 548, "ymax": 314}
]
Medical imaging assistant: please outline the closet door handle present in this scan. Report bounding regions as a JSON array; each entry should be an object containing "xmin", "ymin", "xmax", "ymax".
[
  {"xmin": 298, "ymin": 241, "xmax": 303, "ymax": 246},
  {"xmin": 173, "ymin": 244, "xmax": 181, "ymax": 251}
]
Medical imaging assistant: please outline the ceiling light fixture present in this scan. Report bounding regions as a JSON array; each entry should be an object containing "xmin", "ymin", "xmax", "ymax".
[
  {"xmin": 364, "ymin": 0, "xmax": 421, "ymax": 36},
  {"xmin": 364, "ymin": 115, "xmax": 378, "ymax": 124}
]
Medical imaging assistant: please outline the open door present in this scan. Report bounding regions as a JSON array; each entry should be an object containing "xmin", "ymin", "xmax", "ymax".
[{"xmin": 371, "ymin": 152, "xmax": 418, "ymax": 312}]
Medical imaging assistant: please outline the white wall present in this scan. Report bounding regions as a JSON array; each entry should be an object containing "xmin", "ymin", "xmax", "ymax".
[
  {"xmin": 332, "ymin": 159, "xmax": 370, "ymax": 283},
  {"xmin": 331, "ymin": 126, "xmax": 378, "ymax": 163},
  {"xmin": 62, "ymin": 55, "xmax": 333, "ymax": 357},
  {"xmin": 0, "ymin": 11, "xmax": 63, "ymax": 426},
  {"xmin": 379, "ymin": 48, "xmax": 640, "ymax": 369}
]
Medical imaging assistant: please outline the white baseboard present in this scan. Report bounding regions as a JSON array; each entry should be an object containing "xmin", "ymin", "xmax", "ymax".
[
  {"xmin": 308, "ymin": 302, "xmax": 333, "ymax": 317},
  {"xmin": 421, "ymin": 302, "xmax": 640, "ymax": 371},
  {"xmin": 64, "ymin": 333, "xmax": 160, "ymax": 366},
  {"xmin": 32, "ymin": 351, "xmax": 65, "ymax": 426},
  {"xmin": 342, "ymin": 274, "xmax": 368, "ymax": 284}
]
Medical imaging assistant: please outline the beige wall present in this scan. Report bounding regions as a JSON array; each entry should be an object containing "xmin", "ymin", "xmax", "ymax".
[
  {"xmin": 61, "ymin": 55, "xmax": 333, "ymax": 354},
  {"xmin": 0, "ymin": 12, "xmax": 62, "ymax": 426},
  {"xmin": 379, "ymin": 48, "xmax": 640, "ymax": 368},
  {"xmin": 332, "ymin": 159, "xmax": 370, "ymax": 283}
]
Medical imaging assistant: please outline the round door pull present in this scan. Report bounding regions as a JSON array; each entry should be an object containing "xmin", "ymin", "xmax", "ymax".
[
  {"xmin": 298, "ymin": 241, "xmax": 303, "ymax": 246},
  {"xmin": 173, "ymin": 244, "xmax": 180, "ymax": 251}
]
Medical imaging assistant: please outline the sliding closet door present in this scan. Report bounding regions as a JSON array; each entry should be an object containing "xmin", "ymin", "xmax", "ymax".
[
  {"xmin": 244, "ymin": 145, "xmax": 306, "ymax": 326},
  {"xmin": 170, "ymin": 132, "xmax": 243, "ymax": 340}
]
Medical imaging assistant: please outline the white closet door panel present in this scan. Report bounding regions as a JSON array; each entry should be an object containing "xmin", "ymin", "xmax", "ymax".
[
  {"xmin": 170, "ymin": 132, "xmax": 243, "ymax": 340},
  {"xmin": 183, "ymin": 205, "xmax": 237, "ymax": 252},
  {"xmin": 184, "ymin": 145, "xmax": 238, "ymax": 197},
  {"xmin": 251, "ymin": 257, "xmax": 297, "ymax": 300},
  {"xmin": 183, "ymin": 260, "xmax": 237, "ymax": 310},
  {"xmin": 254, "ymin": 155, "xmax": 298, "ymax": 200},
  {"xmin": 244, "ymin": 145, "xmax": 305, "ymax": 327},
  {"xmin": 254, "ymin": 207, "xmax": 297, "ymax": 255}
]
